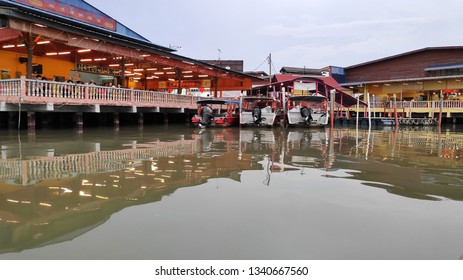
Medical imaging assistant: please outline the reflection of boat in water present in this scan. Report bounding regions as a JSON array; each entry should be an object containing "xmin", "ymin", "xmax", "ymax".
[
  {"xmin": 240, "ymin": 97, "xmax": 282, "ymax": 127},
  {"xmin": 191, "ymin": 99, "xmax": 240, "ymax": 128},
  {"xmin": 286, "ymin": 95, "xmax": 329, "ymax": 127},
  {"xmin": 284, "ymin": 129, "xmax": 329, "ymax": 168}
]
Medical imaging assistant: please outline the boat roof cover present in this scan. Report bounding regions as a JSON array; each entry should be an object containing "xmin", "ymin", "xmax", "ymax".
[
  {"xmin": 289, "ymin": 95, "xmax": 327, "ymax": 102},
  {"xmin": 197, "ymin": 99, "xmax": 240, "ymax": 105}
]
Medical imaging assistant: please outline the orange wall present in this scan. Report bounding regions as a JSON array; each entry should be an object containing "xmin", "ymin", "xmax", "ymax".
[{"xmin": 0, "ymin": 50, "xmax": 74, "ymax": 79}]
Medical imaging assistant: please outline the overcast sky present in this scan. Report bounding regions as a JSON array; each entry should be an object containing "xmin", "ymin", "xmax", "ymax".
[{"xmin": 86, "ymin": 0, "xmax": 462, "ymax": 73}]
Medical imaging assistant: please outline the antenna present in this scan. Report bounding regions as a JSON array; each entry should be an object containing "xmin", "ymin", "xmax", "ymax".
[{"xmin": 218, "ymin": 49, "xmax": 222, "ymax": 60}]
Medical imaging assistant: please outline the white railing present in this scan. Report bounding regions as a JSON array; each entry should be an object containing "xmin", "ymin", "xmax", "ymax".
[
  {"xmin": 0, "ymin": 77, "xmax": 200, "ymax": 108},
  {"xmin": 0, "ymin": 78, "xmax": 22, "ymax": 96}
]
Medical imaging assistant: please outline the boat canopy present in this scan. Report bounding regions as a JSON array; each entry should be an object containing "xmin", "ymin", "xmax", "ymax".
[
  {"xmin": 197, "ymin": 99, "xmax": 240, "ymax": 105},
  {"xmin": 288, "ymin": 95, "xmax": 327, "ymax": 102}
]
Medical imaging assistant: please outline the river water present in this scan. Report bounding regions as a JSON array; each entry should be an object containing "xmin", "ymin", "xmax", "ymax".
[{"xmin": 0, "ymin": 124, "xmax": 462, "ymax": 260}]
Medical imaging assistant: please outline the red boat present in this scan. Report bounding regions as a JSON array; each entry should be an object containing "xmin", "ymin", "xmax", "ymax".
[{"xmin": 191, "ymin": 99, "xmax": 240, "ymax": 128}]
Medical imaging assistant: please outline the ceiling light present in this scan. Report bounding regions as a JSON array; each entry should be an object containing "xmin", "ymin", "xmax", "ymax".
[
  {"xmin": 78, "ymin": 49, "xmax": 91, "ymax": 53},
  {"xmin": 2, "ymin": 45, "xmax": 15, "ymax": 48},
  {"xmin": 37, "ymin": 40, "xmax": 50, "ymax": 45},
  {"xmin": 46, "ymin": 52, "xmax": 58, "ymax": 56}
]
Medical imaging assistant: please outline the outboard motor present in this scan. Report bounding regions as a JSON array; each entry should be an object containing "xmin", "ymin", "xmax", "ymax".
[
  {"xmin": 200, "ymin": 105, "xmax": 213, "ymax": 128},
  {"xmin": 252, "ymin": 106, "xmax": 262, "ymax": 125},
  {"xmin": 300, "ymin": 106, "xmax": 312, "ymax": 124}
]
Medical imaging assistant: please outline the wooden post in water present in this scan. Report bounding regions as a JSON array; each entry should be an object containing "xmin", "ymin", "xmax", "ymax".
[
  {"xmin": 281, "ymin": 87, "xmax": 286, "ymax": 127},
  {"xmin": 330, "ymin": 89, "xmax": 335, "ymax": 129},
  {"xmin": 438, "ymin": 97, "xmax": 443, "ymax": 131},
  {"xmin": 394, "ymin": 94, "xmax": 399, "ymax": 130}
]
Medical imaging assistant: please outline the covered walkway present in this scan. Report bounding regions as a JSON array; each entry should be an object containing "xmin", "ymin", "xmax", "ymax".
[{"xmin": 0, "ymin": 0, "xmax": 260, "ymax": 95}]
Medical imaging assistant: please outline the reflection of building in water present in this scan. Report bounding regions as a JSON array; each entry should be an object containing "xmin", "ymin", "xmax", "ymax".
[
  {"xmin": 0, "ymin": 135, "xmax": 251, "ymax": 254},
  {"xmin": 0, "ymin": 141, "xmax": 198, "ymax": 186},
  {"xmin": 1, "ymin": 127, "xmax": 463, "ymax": 254}
]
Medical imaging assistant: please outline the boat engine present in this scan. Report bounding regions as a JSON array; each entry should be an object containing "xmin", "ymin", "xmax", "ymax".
[
  {"xmin": 200, "ymin": 105, "xmax": 213, "ymax": 127},
  {"xmin": 252, "ymin": 106, "xmax": 262, "ymax": 124},
  {"xmin": 300, "ymin": 106, "xmax": 312, "ymax": 123}
]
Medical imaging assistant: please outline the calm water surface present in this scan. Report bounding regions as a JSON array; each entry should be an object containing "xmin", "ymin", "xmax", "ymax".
[{"xmin": 0, "ymin": 124, "xmax": 462, "ymax": 260}]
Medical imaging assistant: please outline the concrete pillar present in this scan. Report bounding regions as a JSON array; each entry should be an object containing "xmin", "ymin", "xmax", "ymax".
[
  {"xmin": 8, "ymin": 112, "xmax": 16, "ymax": 129},
  {"xmin": 75, "ymin": 112, "xmax": 83, "ymax": 129},
  {"xmin": 27, "ymin": 112, "xmax": 36, "ymax": 129},
  {"xmin": 138, "ymin": 112, "xmax": 144, "ymax": 126},
  {"xmin": 114, "ymin": 112, "xmax": 120, "ymax": 127}
]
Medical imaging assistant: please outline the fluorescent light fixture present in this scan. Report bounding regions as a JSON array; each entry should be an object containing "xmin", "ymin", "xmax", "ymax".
[
  {"xmin": 46, "ymin": 52, "xmax": 58, "ymax": 56},
  {"xmin": 37, "ymin": 40, "xmax": 50, "ymax": 45},
  {"xmin": 154, "ymin": 72, "xmax": 164, "ymax": 75},
  {"xmin": 183, "ymin": 75, "xmax": 193, "ymax": 78},
  {"xmin": 198, "ymin": 75, "xmax": 209, "ymax": 77},
  {"xmin": 168, "ymin": 78, "xmax": 175, "ymax": 81},
  {"xmin": 80, "ymin": 58, "xmax": 92, "ymax": 62},
  {"xmin": 163, "ymin": 67, "xmax": 173, "ymax": 70},
  {"xmin": 125, "ymin": 63, "xmax": 134, "ymax": 66},
  {"xmin": 134, "ymin": 69, "xmax": 144, "ymax": 72},
  {"xmin": 146, "ymin": 68, "xmax": 157, "ymax": 71},
  {"xmin": 166, "ymin": 72, "xmax": 176, "ymax": 74},
  {"xmin": 58, "ymin": 51, "xmax": 71, "ymax": 55},
  {"xmin": 182, "ymin": 71, "xmax": 193, "ymax": 74},
  {"xmin": 109, "ymin": 64, "xmax": 119, "ymax": 67},
  {"xmin": 94, "ymin": 58, "xmax": 106, "ymax": 61},
  {"xmin": 78, "ymin": 49, "xmax": 91, "ymax": 53},
  {"xmin": 2, "ymin": 45, "xmax": 15, "ymax": 48}
]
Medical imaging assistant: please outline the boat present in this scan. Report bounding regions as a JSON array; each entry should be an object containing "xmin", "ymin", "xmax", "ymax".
[
  {"xmin": 239, "ymin": 96, "xmax": 282, "ymax": 127},
  {"xmin": 286, "ymin": 95, "xmax": 329, "ymax": 127},
  {"xmin": 191, "ymin": 99, "xmax": 240, "ymax": 128}
]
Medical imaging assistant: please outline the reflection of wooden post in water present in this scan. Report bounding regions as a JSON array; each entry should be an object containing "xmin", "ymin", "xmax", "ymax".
[{"xmin": 21, "ymin": 160, "xmax": 28, "ymax": 186}]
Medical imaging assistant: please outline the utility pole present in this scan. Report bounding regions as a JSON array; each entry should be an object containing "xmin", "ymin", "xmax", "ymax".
[{"xmin": 268, "ymin": 53, "xmax": 272, "ymax": 97}]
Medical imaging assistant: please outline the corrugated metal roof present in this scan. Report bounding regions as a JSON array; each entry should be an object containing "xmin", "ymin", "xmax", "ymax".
[{"xmin": 346, "ymin": 46, "xmax": 463, "ymax": 69}]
